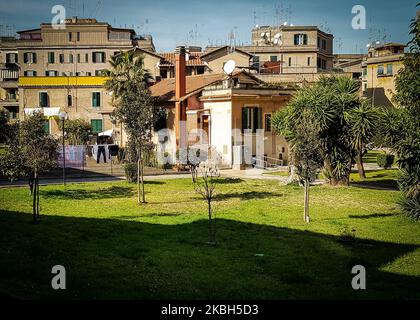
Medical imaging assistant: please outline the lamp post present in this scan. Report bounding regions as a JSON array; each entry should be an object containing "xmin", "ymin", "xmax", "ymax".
[{"xmin": 59, "ymin": 111, "xmax": 68, "ymax": 185}]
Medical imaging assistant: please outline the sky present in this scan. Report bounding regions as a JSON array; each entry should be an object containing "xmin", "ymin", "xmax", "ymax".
[{"xmin": 0, "ymin": 0, "xmax": 417, "ymax": 53}]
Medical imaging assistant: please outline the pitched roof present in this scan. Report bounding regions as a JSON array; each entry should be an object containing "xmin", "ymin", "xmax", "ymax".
[
  {"xmin": 158, "ymin": 52, "xmax": 205, "ymax": 67},
  {"xmin": 201, "ymin": 46, "xmax": 253, "ymax": 59},
  {"xmin": 150, "ymin": 73, "xmax": 226, "ymax": 102},
  {"xmin": 150, "ymin": 71, "xmax": 261, "ymax": 102}
]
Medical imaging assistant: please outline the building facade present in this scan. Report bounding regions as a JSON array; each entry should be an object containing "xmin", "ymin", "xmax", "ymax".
[
  {"xmin": 361, "ymin": 43, "xmax": 405, "ymax": 107},
  {"xmin": 206, "ymin": 25, "xmax": 334, "ymax": 77},
  {"xmin": 0, "ymin": 17, "xmax": 157, "ymax": 144}
]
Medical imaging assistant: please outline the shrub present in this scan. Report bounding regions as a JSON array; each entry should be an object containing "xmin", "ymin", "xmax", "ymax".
[
  {"xmin": 377, "ymin": 153, "xmax": 394, "ymax": 169},
  {"xmin": 124, "ymin": 163, "xmax": 137, "ymax": 183},
  {"xmin": 398, "ymin": 168, "xmax": 420, "ymax": 221}
]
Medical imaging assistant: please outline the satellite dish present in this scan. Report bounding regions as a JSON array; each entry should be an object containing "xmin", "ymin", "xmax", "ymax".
[
  {"xmin": 255, "ymin": 24, "xmax": 259, "ymax": 28},
  {"xmin": 366, "ymin": 44, "xmax": 371, "ymax": 48},
  {"xmin": 274, "ymin": 33, "xmax": 281, "ymax": 39},
  {"xmin": 260, "ymin": 32, "xmax": 266, "ymax": 38},
  {"xmin": 290, "ymin": 24, "xmax": 294, "ymax": 26},
  {"xmin": 223, "ymin": 60, "xmax": 236, "ymax": 75},
  {"xmin": 273, "ymin": 39, "xmax": 279, "ymax": 45},
  {"xmin": 283, "ymin": 22, "xmax": 288, "ymax": 26},
  {"xmin": 376, "ymin": 41, "xmax": 380, "ymax": 45},
  {"xmin": 277, "ymin": 40, "xmax": 283, "ymax": 46}
]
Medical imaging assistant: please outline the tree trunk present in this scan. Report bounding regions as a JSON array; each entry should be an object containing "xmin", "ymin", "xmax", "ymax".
[
  {"xmin": 207, "ymin": 200, "xmax": 216, "ymax": 244},
  {"xmin": 304, "ymin": 179, "xmax": 310, "ymax": 223},
  {"xmin": 137, "ymin": 148, "xmax": 141, "ymax": 205},
  {"xmin": 356, "ymin": 150, "xmax": 366, "ymax": 180},
  {"xmin": 36, "ymin": 175, "xmax": 40, "ymax": 221},
  {"xmin": 140, "ymin": 148, "xmax": 145, "ymax": 203},
  {"xmin": 32, "ymin": 170, "xmax": 38, "ymax": 223}
]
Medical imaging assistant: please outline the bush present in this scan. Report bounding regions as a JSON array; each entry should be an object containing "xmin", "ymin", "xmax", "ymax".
[
  {"xmin": 124, "ymin": 163, "xmax": 137, "ymax": 183},
  {"xmin": 398, "ymin": 168, "xmax": 420, "ymax": 221},
  {"xmin": 377, "ymin": 153, "xmax": 394, "ymax": 169}
]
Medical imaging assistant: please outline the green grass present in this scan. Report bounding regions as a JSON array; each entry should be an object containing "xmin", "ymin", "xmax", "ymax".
[
  {"xmin": 263, "ymin": 170, "xmax": 289, "ymax": 177},
  {"xmin": 1, "ymin": 175, "xmax": 419, "ymax": 299},
  {"xmin": 363, "ymin": 150, "xmax": 398, "ymax": 166}
]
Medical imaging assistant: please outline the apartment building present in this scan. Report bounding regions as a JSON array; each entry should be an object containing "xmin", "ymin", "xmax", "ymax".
[
  {"xmin": 361, "ymin": 43, "xmax": 405, "ymax": 107},
  {"xmin": 0, "ymin": 37, "xmax": 19, "ymax": 120},
  {"xmin": 0, "ymin": 17, "xmax": 157, "ymax": 143},
  {"xmin": 206, "ymin": 25, "xmax": 334, "ymax": 79}
]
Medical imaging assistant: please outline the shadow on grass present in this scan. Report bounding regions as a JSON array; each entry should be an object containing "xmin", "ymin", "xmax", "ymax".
[
  {"xmin": 349, "ymin": 213, "xmax": 400, "ymax": 219},
  {"xmin": 215, "ymin": 191, "xmax": 281, "ymax": 201},
  {"xmin": 1, "ymin": 209, "xmax": 419, "ymax": 300},
  {"xmin": 351, "ymin": 180, "xmax": 399, "ymax": 190},
  {"xmin": 41, "ymin": 186, "xmax": 135, "ymax": 200}
]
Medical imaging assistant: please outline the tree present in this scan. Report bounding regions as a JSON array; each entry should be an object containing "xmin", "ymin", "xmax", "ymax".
[
  {"xmin": 58, "ymin": 119, "xmax": 91, "ymax": 145},
  {"xmin": 104, "ymin": 50, "xmax": 153, "ymax": 97},
  {"xmin": 105, "ymin": 50, "xmax": 159, "ymax": 204},
  {"xmin": 193, "ymin": 160, "xmax": 220, "ymax": 244},
  {"xmin": 274, "ymin": 109, "xmax": 323, "ymax": 222},
  {"xmin": 112, "ymin": 84, "xmax": 156, "ymax": 204},
  {"xmin": 383, "ymin": 6, "xmax": 420, "ymax": 220},
  {"xmin": 1, "ymin": 112, "xmax": 58, "ymax": 223},
  {"xmin": 345, "ymin": 102, "xmax": 379, "ymax": 179},
  {"xmin": 273, "ymin": 75, "xmax": 361, "ymax": 186}
]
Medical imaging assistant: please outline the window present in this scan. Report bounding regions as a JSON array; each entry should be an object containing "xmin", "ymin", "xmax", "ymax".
[
  {"xmin": 6, "ymin": 53, "xmax": 18, "ymax": 63},
  {"xmin": 317, "ymin": 37, "xmax": 320, "ymax": 48},
  {"xmin": 67, "ymin": 95, "xmax": 72, "ymax": 107},
  {"xmin": 39, "ymin": 92, "xmax": 49, "ymax": 108},
  {"xmin": 23, "ymin": 52, "xmax": 37, "ymax": 64},
  {"xmin": 77, "ymin": 54, "xmax": 81, "ymax": 63},
  {"xmin": 294, "ymin": 34, "xmax": 308, "ymax": 45},
  {"xmin": 69, "ymin": 54, "xmax": 74, "ymax": 63},
  {"xmin": 265, "ymin": 114, "xmax": 272, "ymax": 132},
  {"xmin": 363, "ymin": 68, "xmax": 367, "ymax": 76},
  {"xmin": 307, "ymin": 57, "xmax": 311, "ymax": 66},
  {"xmin": 24, "ymin": 70, "xmax": 37, "ymax": 77},
  {"xmin": 68, "ymin": 32, "xmax": 72, "ymax": 42},
  {"xmin": 45, "ymin": 70, "xmax": 58, "ymax": 77},
  {"xmin": 95, "ymin": 70, "xmax": 105, "ymax": 76},
  {"xmin": 77, "ymin": 32, "xmax": 80, "ymax": 41},
  {"xmin": 59, "ymin": 54, "xmax": 64, "ymax": 63},
  {"xmin": 47, "ymin": 52, "xmax": 55, "ymax": 64},
  {"xmin": 92, "ymin": 92, "xmax": 101, "ymax": 107},
  {"xmin": 270, "ymin": 56, "xmax": 278, "ymax": 62},
  {"xmin": 252, "ymin": 56, "xmax": 260, "ymax": 69},
  {"xmin": 288, "ymin": 57, "xmax": 292, "ymax": 67},
  {"xmin": 377, "ymin": 65, "xmax": 384, "ymax": 75},
  {"xmin": 92, "ymin": 52, "xmax": 106, "ymax": 63},
  {"xmin": 86, "ymin": 72, "xmax": 92, "ymax": 76},
  {"xmin": 322, "ymin": 39, "xmax": 327, "ymax": 50},
  {"xmin": 387, "ymin": 64, "xmax": 393, "ymax": 75},
  {"xmin": 91, "ymin": 119, "xmax": 103, "ymax": 134},
  {"xmin": 242, "ymin": 107, "xmax": 262, "ymax": 133},
  {"xmin": 197, "ymin": 66, "xmax": 205, "ymax": 75},
  {"xmin": 42, "ymin": 120, "xmax": 50, "ymax": 134},
  {"xmin": 85, "ymin": 53, "xmax": 89, "ymax": 63}
]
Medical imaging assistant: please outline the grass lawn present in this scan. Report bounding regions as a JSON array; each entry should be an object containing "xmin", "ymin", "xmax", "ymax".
[{"xmin": 1, "ymin": 173, "xmax": 419, "ymax": 299}]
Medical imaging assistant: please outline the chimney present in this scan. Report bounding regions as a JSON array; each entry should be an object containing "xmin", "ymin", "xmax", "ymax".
[{"xmin": 175, "ymin": 46, "xmax": 186, "ymax": 100}]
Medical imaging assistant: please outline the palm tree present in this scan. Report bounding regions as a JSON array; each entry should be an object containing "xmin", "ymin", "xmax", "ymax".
[
  {"xmin": 345, "ymin": 102, "xmax": 379, "ymax": 179},
  {"xmin": 103, "ymin": 49, "xmax": 155, "ymax": 204},
  {"xmin": 104, "ymin": 49, "xmax": 153, "ymax": 98}
]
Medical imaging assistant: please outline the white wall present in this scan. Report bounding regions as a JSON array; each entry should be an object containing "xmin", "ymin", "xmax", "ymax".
[{"xmin": 204, "ymin": 101, "xmax": 233, "ymax": 167}]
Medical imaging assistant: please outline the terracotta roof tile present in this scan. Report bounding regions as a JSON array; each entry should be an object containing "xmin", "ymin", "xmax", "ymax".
[
  {"xmin": 150, "ymin": 73, "xmax": 227, "ymax": 102},
  {"xmin": 158, "ymin": 52, "xmax": 205, "ymax": 67}
]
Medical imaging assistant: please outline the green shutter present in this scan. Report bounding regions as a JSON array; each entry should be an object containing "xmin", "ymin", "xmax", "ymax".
[
  {"xmin": 42, "ymin": 120, "xmax": 50, "ymax": 134},
  {"xmin": 91, "ymin": 120, "xmax": 103, "ymax": 133}
]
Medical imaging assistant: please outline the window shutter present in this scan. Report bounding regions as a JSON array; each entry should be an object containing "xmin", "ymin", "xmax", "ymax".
[
  {"xmin": 303, "ymin": 34, "xmax": 308, "ymax": 45},
  {"xmin": 102, "ymin": 52, "xmax": 106, "ymax": 63},
  {"xmin": 242, "ymin": 108, "xmax": 248, "ymax": 132},
  {"xmin": 33, "ymin": 53, "xmax": 37, "ymax": 63},
  {"xmin": 92, "ymin": 53, "xmax": 96, "ymax": 63},
  {"xmin": 24, "ymin": 53, "xmax": 28, "ymax": 63}
]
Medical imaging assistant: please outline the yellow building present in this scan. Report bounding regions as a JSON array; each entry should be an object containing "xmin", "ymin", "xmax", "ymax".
[
  {"xmin": 361, "ymin": 43, "xmax": 406, "ymax": 107},
  {"xmin": 0, "ymin": 17, "xmax": 157, "ymax": 144}
]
